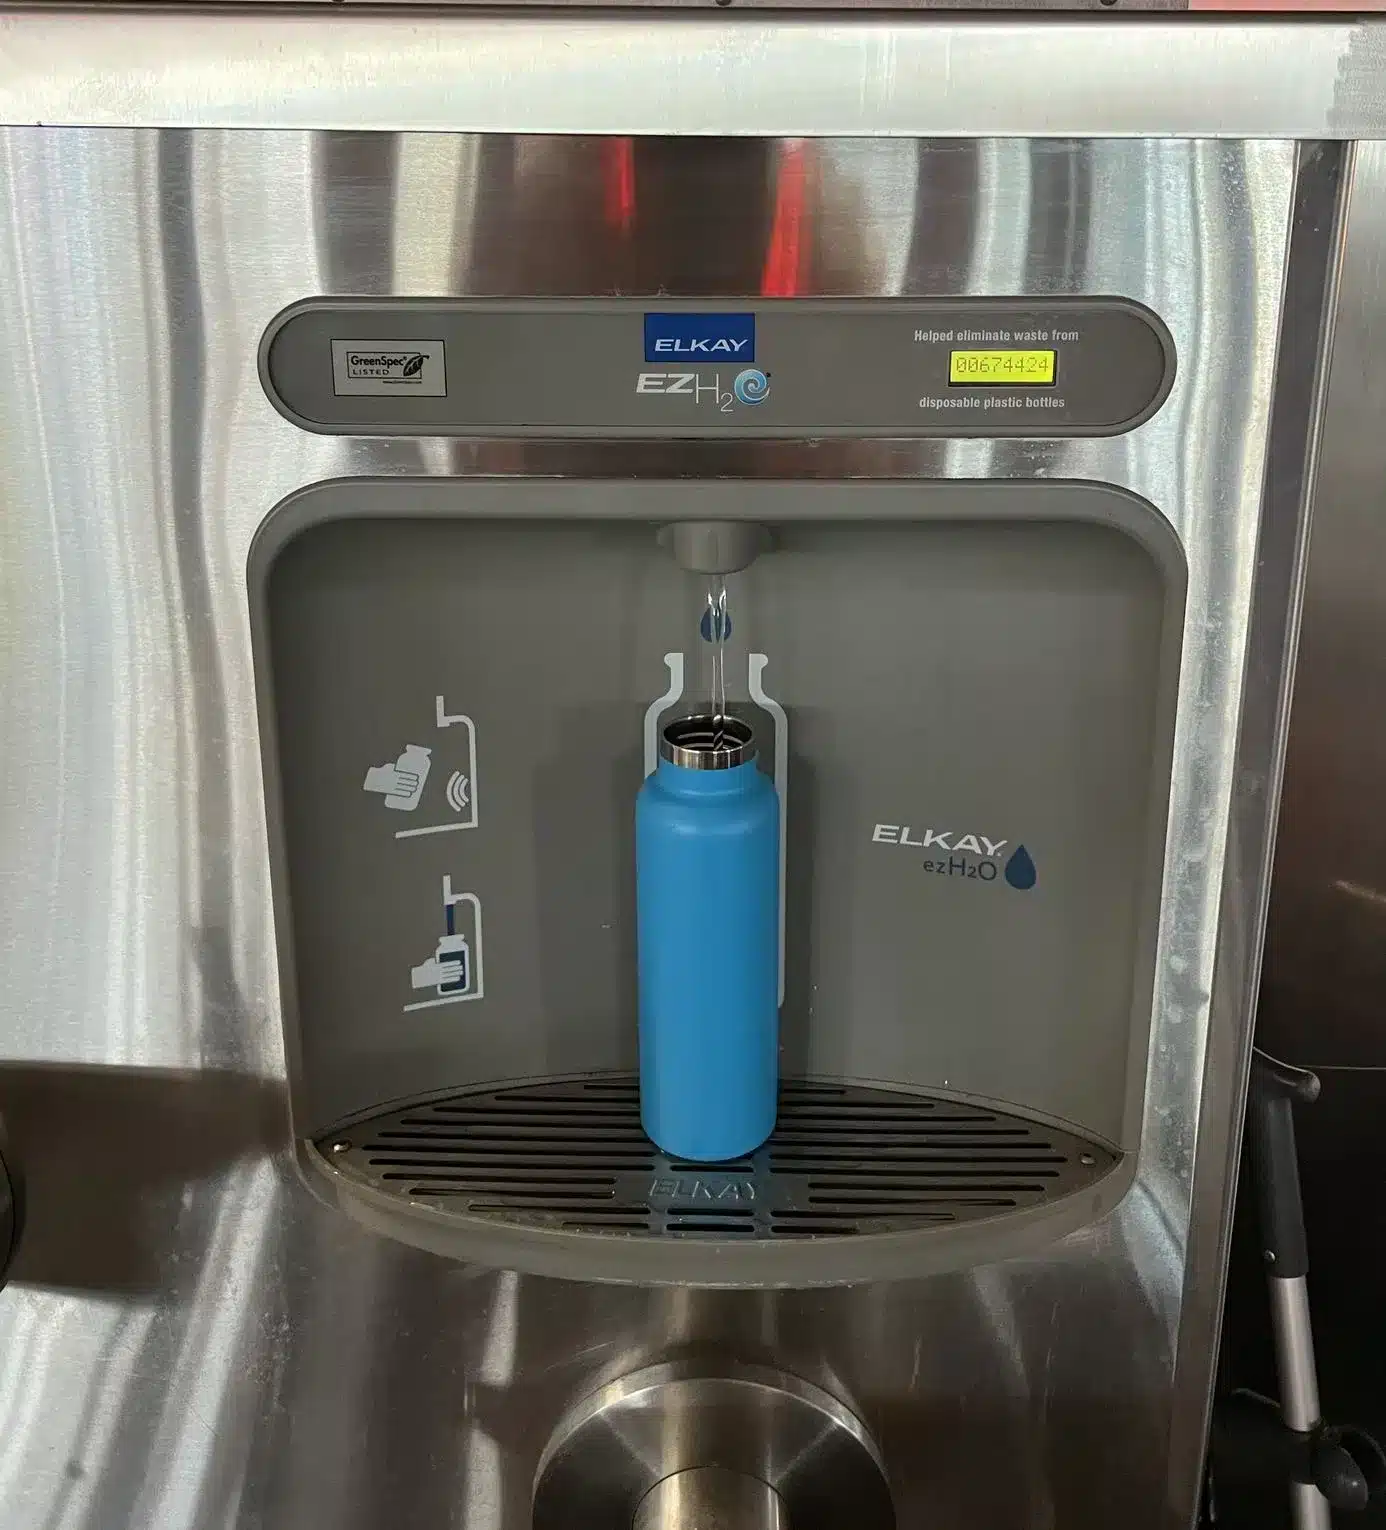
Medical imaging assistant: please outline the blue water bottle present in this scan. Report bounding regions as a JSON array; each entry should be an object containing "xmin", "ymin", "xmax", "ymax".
[{"xmin": 636, "ymin": 715, "xmax": 780, "ymax": 1162}]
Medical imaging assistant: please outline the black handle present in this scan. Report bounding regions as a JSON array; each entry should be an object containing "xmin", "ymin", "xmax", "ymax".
[
  {"xmin": 1312, "ymin": 1425, "xmax": 1386, "ymax": 1511},
  {"xmin": 1215, "ymin": 1392, "xmax": 1386, "ymax": 1511},
  {"xmin": 1313, "ymin": 1440, "xmax": 1369, "ymax": 1510},
  {"xmin": 1254, "ymin": 1051, "xmax": 1322, "ymax": 1106},
  {"xmin": 1248, "ymin": 1049, "xmax": 1319, "ymax": 1278}
]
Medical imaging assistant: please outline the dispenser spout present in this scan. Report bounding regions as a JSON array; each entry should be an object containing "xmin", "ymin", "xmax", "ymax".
[{"xmin": 658, "ymin": 520, "xmax": 771, "ymax": 575}]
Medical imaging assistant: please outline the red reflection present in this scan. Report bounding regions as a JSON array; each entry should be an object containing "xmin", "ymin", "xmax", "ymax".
[
  {"xmin": 762, "ymin": 141, "xmax": 810, "ymax": 297},
  {"xmin": 603, "ymin": 137, "xmax": 637, "ymax": 236}
]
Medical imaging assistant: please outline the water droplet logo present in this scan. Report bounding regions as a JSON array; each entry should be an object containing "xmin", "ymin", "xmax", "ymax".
[
  {"xmin": 700, "ymin": 606, "xmax": 732, "ymax": 642},
  {"xmin": 1004, "ymin": 845, "xmax": 1037, "ymax": 891},
  {"xmin": 733, "ymin": 368, "xmax": 770, "ymax": 406}
]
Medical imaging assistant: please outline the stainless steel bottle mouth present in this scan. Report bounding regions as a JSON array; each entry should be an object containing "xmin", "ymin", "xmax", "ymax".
[{"xmin": 660, "ymin": 714, "xmax": 756, "ymax": 771}]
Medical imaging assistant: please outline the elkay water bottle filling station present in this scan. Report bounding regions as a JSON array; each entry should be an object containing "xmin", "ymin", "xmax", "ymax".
[
  {"xmin": 247, "ymin": 288, "xmax": 1189, "ymax": 1519},
  {"xmin": 2, "ymin": 35, "xmax": 1351, "ymax": 1515}
]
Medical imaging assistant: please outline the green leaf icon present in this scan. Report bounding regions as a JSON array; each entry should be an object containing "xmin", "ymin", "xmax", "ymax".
[{"xmin": 403, "ymin": 354, "xmax": 425, "ymax": 377}]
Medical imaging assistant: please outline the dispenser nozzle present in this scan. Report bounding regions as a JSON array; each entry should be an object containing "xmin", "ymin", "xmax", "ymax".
[{"xmin": 658, "ymin": 521, "xmax": 771, "ymax": 575}]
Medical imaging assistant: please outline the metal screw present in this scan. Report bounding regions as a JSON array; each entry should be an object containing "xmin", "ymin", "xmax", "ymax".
[
  {"xmin": 330, "ymin": 1139, "xmax": 352, "ymax": 1155},
  {"xmin": 1264, "ymin": 1248, "xmax": 1277, "ymax": 1265},
  {"xmin": 1079, "ymin": 1153, "xmax": 1095, "ymax": 1166}
]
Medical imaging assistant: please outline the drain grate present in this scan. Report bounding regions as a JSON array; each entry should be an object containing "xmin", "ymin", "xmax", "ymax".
[{"xmin": 319, "ymin": 1077, "xmax": 1117, "ymax": 1240}]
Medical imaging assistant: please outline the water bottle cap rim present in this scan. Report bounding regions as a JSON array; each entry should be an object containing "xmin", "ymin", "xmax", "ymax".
[{"xmin": 660, "ymin": 714, "xmax": 756, "ymax": 771}]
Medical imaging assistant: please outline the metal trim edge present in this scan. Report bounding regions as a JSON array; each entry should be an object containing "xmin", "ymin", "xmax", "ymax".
[{"xmin": 0, "ymin": 13, "xmax": 1378, "ymax": 138}]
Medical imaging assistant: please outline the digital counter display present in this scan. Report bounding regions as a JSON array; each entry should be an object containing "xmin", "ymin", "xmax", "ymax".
[{"xmin": 949, "ymin": 349, "xmax": 1057, "ymax": 386}]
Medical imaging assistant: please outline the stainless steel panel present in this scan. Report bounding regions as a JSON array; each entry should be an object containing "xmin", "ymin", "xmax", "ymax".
[
  {"xmin": 1235, "ymin": 146, "xmax": 1386, "ymax": 1509},
  {"xmin": 0, "ymin": 131, "xmax": 1318, "ymax": 1530},
  {"xmin": 532, "ymin": 1361, "xmax": 892, "ymax": 1530},
  {"xmin": 1262, "ymin": 140, "xmax": 1386, "ymax": 1068},
  {"xmin": 1166, "ymin": 140, "xmax": 1352, "ymax": 1511},
  {"xmin": 0, "ymin": 14, "xmax": 1383, "ymax": 139}
]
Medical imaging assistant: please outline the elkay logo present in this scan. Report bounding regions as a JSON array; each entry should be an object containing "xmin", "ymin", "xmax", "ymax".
[
  {"xmin": 644, "ymin": 312, "xmax": 755, "ymax": 363},
  {"xmin": 872, "ymin": 822, "xmax": 1038, "ymax": 891}
]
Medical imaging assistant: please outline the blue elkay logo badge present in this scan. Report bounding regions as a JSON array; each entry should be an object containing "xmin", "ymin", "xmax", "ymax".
[{"xmin": 644, "ymin": 312, "xmax": 755, "ymax": 363}]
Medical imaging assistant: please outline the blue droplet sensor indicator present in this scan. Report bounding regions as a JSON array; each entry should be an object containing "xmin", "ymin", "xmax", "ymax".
[
  {"xmin": 699, "ymin": 605, "xmax": 732, "ymax": 642},
  {"xmin": 1005, "ymin": 845, "xmax": 1037, "ymax": 890}
]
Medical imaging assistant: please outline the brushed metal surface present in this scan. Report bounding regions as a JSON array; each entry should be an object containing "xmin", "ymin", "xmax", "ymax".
[
  {"xmin": 633, "ymin": 1470, "xmax": 788, "ymax": 1530},
  {"xmin": 1270, "ymin": 1280, "xmax": 1333, "ymax": 1530},
  {"xmin": 1270, "ymin": 1277, "xmax": 1323, "ymax": 1434},
  {"xmin": 1164, "ymin": 140, "xmax": 1352, "ymax": 1512},
  {"xmin": 533, "ymin": 1361, "xmax": 891, "ymax": 1530},
  {"xmin": 0, "ymin": 131, "xmax": 1319, "ymax": 1530},
  {"xmin": 1262, "ymin": 140, "xmax": 1386, "ymax": 1069},
  {"xmin": 0, "ymin": 13, "xmax": 1383, "ymax": 138}
]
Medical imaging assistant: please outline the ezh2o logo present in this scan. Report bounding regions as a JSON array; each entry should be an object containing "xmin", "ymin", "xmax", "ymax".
[
  {"xmin": 638, "ymin": 312, "xmax": 770, "ymax": 411},
  {"xmin": 345, "ymin": 350, "xmax": 427, "ymax": 383},
  {"xmin": 733, "ymin": 368, "xmax": 769, "ymax": 404},
  {"xmin": 871, "ymin": 822, "xmax": 1038, "ymax": 891}
]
